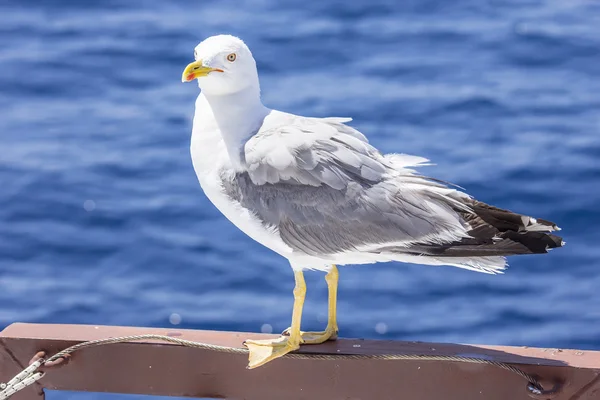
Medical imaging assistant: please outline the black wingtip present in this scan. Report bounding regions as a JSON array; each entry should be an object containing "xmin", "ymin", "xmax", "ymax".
[{"xmin": 500, "ymin": 231, "xmax": 564, "ymax": 253}]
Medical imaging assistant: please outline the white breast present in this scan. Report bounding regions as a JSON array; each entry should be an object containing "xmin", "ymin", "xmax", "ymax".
[{"xmin": 190, "ymin": 95, "xmax": 293, "ymax": 259}]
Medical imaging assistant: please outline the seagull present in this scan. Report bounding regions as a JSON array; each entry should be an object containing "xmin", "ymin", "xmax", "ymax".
[{"xmin": 181, "ymin": 34, "xmax": 564, "ymax": 368}]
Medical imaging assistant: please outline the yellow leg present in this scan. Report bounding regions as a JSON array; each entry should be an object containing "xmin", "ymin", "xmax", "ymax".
[
  {"xmin": 283, "ymin": 265, "xmax": 339, "ymax": 344},
  {"xmin": 244, "ymin": 270, "xmax": 306, "ymax": 369}
]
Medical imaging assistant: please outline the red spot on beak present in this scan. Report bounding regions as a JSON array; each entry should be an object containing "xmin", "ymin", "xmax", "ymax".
[{"xmin": 186, "ymin": 73, "xmax": 196, "ymax": 81}]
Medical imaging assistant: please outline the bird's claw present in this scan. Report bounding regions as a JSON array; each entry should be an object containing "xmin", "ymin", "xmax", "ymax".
[{"xmin": 281, "ymin": 326, "xmax": 338, "ymax": 344}]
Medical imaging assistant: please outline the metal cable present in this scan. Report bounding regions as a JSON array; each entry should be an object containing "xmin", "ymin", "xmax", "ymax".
[
  {"xmin": 2, "ymin": 333, "xmax": 557, "ymax": 400},
  {"xmin": 45, "ymin": 334, "xmax": 542, "ymax": 387}
]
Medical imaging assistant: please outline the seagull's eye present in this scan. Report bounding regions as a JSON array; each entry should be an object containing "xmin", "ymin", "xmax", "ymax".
[
  {"xmin": 194, "ymin": 50, "xmax": 198, "ymax": 59},
  {"xmin": 226, "ymin": 53, "xmax": 237, "ymax": 62}
]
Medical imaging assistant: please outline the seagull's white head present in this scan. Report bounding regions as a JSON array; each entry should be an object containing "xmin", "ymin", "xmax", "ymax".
[{"xmin": 182, "ymin": 35, "xmax": 259, "ymax": 96}]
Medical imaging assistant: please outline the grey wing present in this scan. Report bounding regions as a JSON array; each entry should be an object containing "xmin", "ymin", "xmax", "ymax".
[
  {"xmin": 222, "ymin": 172, "xmax": 471, "ymax": 257},
  {"xmin": 223, "ymin": 114, "xmax": 474, "ymax": 257},
  {"xmin": 242, "ymin": 114, "xmax": 386, "ymax": 188}
]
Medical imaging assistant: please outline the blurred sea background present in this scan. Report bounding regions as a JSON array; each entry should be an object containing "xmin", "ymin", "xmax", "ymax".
[{"xmin": 1, "ymin": 0, "xmax": 600, "ymax": 398}]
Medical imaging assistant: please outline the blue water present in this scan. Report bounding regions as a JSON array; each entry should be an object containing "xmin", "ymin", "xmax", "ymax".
[{"xmin": 1, "ymin": 0, "xmax": 600, "ymax": 396}]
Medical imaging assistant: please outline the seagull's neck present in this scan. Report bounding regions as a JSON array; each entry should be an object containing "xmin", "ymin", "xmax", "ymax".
[{"xmin": 202, "ymin": 85, "xmax": 269, "ymax": 168}]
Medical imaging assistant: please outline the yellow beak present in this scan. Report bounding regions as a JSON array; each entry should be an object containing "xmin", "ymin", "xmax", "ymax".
[{"xmin": 181, "ymin": 60, "xmax": 223, "ymax": 82}]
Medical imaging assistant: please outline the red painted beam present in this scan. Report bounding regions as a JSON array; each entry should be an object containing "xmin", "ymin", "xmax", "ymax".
[{"xmin": 1, "ymin": 323, "xmax": 600, "ymax": 400}]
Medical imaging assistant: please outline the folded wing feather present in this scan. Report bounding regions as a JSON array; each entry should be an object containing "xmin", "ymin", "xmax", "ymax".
[{"xmin": 223, "ymin": 112, "xmax": 563, "ymax": 273}]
